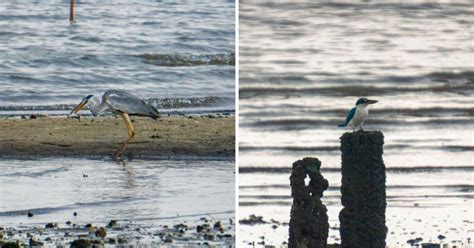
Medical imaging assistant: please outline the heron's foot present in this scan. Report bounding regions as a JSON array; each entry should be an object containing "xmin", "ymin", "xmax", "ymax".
[
  {"xmin": 113, "ymin": 151, "xmax": 123, "ymax": 161},
  {"xmin": 114, "ymin": 144, "xmax": 126, "ymax": 160}
]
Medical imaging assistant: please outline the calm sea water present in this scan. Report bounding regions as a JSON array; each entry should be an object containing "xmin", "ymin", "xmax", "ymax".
[
  {"xmin": 0, "ymin": 0, "xmax": 235, "ymax": 112},
  {"xmin": 0, "ymin": 158, "xmax": 235, "ymax": 246},
  {"xmin": 239, "ymin": 0, "xmax": 473, "ymax": 247}
]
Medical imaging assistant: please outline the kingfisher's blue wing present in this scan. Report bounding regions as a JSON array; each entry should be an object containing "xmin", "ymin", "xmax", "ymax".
[{"xmin": 338, "ymin": 107, "xmax": 356, "ymax": 127}]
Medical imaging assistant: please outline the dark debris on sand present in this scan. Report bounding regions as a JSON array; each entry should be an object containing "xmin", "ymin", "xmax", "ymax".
[
  {"xmin": 239, "ymin": 214, "xmax": 268, "ymax": 225},
  {"xmin": 0, "ymin": 217, "xmax": 235, "ymax": 247}
]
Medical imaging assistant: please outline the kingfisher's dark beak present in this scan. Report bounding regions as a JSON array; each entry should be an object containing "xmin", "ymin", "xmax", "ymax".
[
  {"xmin": 367, "ymin": 99, "xmax": 378, "ymax": 104},
  {"xmin": 70, "ymin": 100, "xmax": 88, "ymax": 114}
]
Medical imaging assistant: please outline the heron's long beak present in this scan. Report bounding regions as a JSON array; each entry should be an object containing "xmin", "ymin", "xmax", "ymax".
[
  {"xmin": 367, "ymin": 99, "xmax": 378, "ymax": 104},
  {"xmin": 70, "ymin": 100, "xmax": 87, "ymax": 114}
]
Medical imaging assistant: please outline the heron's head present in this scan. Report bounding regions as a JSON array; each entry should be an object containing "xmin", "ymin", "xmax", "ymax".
[
  {"xmin": 355, "ymin": 98, "xmax": 378, "ymax": 106},
  {"xmin": 70, "ymin": 95, "xmax": 94, "ymax": 114}
]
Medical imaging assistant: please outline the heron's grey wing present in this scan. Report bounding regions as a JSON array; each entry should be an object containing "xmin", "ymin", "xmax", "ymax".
[{"xmin": 103, "ymin": 90, "xmax": 160, "ymax": 119}]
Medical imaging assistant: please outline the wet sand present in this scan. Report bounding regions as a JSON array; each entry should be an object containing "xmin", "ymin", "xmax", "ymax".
[{"xmin": 0, "ymin": 115, "xmax": 234, "ymax": 158}]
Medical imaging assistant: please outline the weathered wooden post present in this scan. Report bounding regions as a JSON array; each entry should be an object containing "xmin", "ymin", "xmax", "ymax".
[
  {"xmin": 289, "ymin": 157, "xmax": 329, "ymax": 248},
  {"xmin": 339, "ymin": 131, "xmax": 387, "ymax": 248},
  {"xmin": 70, "ymin": 0, "xmax": 75, "ymax": 23}
]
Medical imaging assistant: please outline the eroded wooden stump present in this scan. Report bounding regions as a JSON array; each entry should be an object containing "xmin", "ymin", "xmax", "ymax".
[
  {"xmin": 339, "ymin": 131, "xmax": 387, "ymax": 248},
  {"xmin": 289, "ymin": 157, "xmax": 329, "ymax": 248}
]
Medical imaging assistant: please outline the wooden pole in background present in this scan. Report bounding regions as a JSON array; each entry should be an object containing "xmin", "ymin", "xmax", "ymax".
[{"xmin": 69, "ymin": 0, "xmax": 75, "ymax": 23}]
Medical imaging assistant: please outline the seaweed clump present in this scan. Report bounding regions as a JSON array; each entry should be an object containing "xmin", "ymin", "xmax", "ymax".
[{"xmin": 137, "ymin": 53, "xmax": 235, "ymax": 66}]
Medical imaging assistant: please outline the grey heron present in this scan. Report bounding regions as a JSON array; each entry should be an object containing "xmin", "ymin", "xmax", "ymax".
[{"xmin": 70, "ymin": 89, "xmax": 160, "ymax": 158}]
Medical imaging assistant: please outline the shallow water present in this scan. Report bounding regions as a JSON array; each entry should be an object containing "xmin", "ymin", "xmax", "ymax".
[
  {"xmin": 0, "ymin": 158, "xmax": 235, "ymax": 245},
  {"xmin": 239, "ymin": 0, "xmax": 473, "ymax": 246},
  {"xmin": 0, "ymin": 0, "xmax": 235, "ymax": 110}
]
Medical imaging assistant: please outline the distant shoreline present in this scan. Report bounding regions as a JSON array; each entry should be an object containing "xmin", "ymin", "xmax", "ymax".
[{"xmin": 0, "ymin": 115, "xmax": 235, "ymax": 159}]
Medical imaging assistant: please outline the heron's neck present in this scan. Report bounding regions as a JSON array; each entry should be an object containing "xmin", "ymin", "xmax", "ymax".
[{"xmin": 89, "ymin": 97, "xmax": 109, "ymax": 116}]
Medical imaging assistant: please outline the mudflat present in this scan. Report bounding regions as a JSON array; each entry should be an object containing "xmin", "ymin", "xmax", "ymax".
[{"xmin": 0, "ymin": 115, "xmax": 234, "ymax": 158}]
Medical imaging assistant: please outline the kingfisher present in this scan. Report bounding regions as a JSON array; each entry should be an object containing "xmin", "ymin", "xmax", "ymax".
[{"xmin": 337, "ymin": 98, "xmax": 378, "ymax": 131}]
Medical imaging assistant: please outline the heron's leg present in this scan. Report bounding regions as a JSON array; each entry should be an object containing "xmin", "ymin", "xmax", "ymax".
[{"xmin": 115, "ymin": 113, "xmax": 135, "ymax": 158}]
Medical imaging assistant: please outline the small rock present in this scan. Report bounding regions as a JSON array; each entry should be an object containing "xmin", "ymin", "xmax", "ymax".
[
  {"xmin": 117, "ymin": 237, "xmax": 127, "ymax": 244},
  {"xmin": 204, "ymin": 233, "xmax": 216, "ymax": 241},
  {"xmin": 73, "ymin": 212, "xmax": 77, "ymax": 216},
  {"xmin": 174, "ymin": 223, "xmax": 187, "ymax": 234},
  {"xmin": 156, "ymin": 232, "xmax": 166, "ymax": 239},
  {"xmin": 107, "ymin": 220, "xmax": 118, "ymax": 228},
  {"xmin": 422, "ymin": 243, "xmax": 440, "ymax": 248},
  {"xmin": 213, "ymin": 221, "xmax": 222, "ymax": 230},
  {"xmin": 95, "ymin": 227, "xmax": 107, "ymax": 238},
  {"xmin": 66, "ymin": 221, "xmax": 72, "ymax": 225},
  {"xmin": 0, "ymin": 241, "xmax": 20, "ymax": 248},
  {"xmin": 27, "ymin": 212, "xmax": 34, "ymax": 217},
  {"xmin": 29, "ymin": 238, "xmax": 43, "ymax": 247},
  {"xmin": 437, "ymin": 234, "xmax": 446, "ymax": 240},
  {"xmin": 45, "ymin": 223, "xmax": 57, "ymax": 229},
  {"xmin": 70, "ymin": 239, "xmax": 91, "ymax": 248},
  {"xmin": 202, "ymin": 223, "xmax": 211, "ymax": 231},
  {"xmin": 164, "ymin": 234, "xmax": 173, "ymax": 243}
]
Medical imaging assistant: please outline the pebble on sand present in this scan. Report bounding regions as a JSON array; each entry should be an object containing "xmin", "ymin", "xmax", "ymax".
[
  {"xmin": 95, "ymin": 227, "xmax": 107, "ymax": 238},
  {"xmin": 45, "ymin": 223, "xmax": 57, "ymax": 229}
]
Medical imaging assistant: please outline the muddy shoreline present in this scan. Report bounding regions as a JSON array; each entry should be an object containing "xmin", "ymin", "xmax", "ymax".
[
  {"xmin": 0, "ymin": 115, "xmax": 235, "ymax": 159},
  {"xmin": 1, "ymin": 216, "xmax": 235, "ymax": 247}
]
